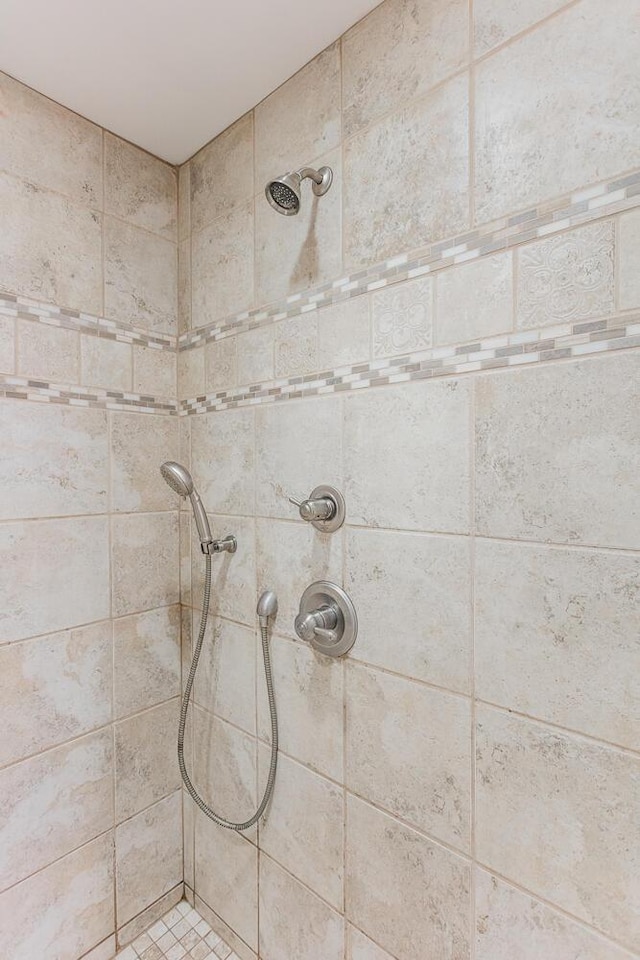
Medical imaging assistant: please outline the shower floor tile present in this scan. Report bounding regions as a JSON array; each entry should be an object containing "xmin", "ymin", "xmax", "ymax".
[{"xmin": 115, "ymin": 899, "xmax": 238, "ymax": 960}]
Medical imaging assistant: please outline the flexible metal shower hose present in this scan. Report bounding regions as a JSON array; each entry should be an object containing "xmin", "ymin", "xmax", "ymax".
[{"xmin": 177, "ymin": 553, "xmax": 278, "ymax": 830}]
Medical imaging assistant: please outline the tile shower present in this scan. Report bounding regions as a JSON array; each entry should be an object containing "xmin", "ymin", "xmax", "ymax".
[{"xmin": 0, "ymin": 1, "xmax": 639, "ymax": 960}]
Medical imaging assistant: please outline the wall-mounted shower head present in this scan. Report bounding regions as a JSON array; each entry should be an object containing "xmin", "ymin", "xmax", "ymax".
[
  {"xmin": 160, "ymin": 461, "xmax": 212, "ymax": 547},
  {"xmin": 265, "ymin": 165, "xmax": 333, "ymax": 216}
]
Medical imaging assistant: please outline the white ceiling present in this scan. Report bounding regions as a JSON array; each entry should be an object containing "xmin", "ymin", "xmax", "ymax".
[{"xmin": 0, "ymin": 0, "xmax": 380, "ymax": 164}]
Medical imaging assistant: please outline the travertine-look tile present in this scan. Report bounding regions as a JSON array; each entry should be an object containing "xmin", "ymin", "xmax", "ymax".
[
  {"xmin": 178, "ymin": 345, "xmax": 205, "ymax": 399},
  {"xmin": 436, "ymin": 252, "xmax": 513, "ymax": 344},
  {"xmin": 178, "ymin": 238, "xmax": 191, "ymax": 332},
  {"xmin": 344, "ymin": 379, "xmax": 471, "ymax": 533},
  {"xmin": 346, "ymin": 796, "xmax": 471, "ymax": 960},
  {"xmin": 372, "ymin": 277, "xmax": 432, "ymax": 358},
  {"xmin": 256, "ymin": 395, "xmax": 342, "ymax": 520},
  {"xmin": 259, "ymin": 855, "xmax": 344, "ymax": 960},
  {"xmin": 0, "ymin": 623, "xmax": 110, "ymax": 772},
  {"xmin": 0, "ymin": 314, "xmax": 14, "ymax": 373},
  {"xmin": 0, "ymin": 71, "xmax": 103, "ymax": 206},
  {"xmin": 348, "ymin": 927, "xmax": 396, "ymax": 960},
  {"xmin": 17, "ymin": 318, "xmax": 79, "ymax": 382},
  {"xmin": 236, "ymin": 326, "xmax": 274, "ymax": 387},
  {"xmin": 475, "ymin": 870, "xmax": 636, "ymax": 960},
  {"xmin": 475, "ymin": 353, "xmax": 640, "ymax": 548},
  {"xmin": 0, "ymin": 833, "xmax": 114, "ymax": 960},
  {"xmin": 192, "ymin": 615, "xmax": 256, "ymax": 735},
  {"xmin": 317, "ymin": 297, "xmax": 371, "ymax": 368},
  {"xmin": 0, "ymin": 729, "xmax": 113, "ymax": 889},
  {"xmin": 190, "ymin": 514, "xmax": 256, "ymax": 627},
  {"xmin": 193, "ymin": 708, "xmax": 256, "ymax": 831},
  {"xmin": 347, "ymin": 664, "xmax": 471, "ymax": 849},
  {"xmin": 195, "ymin": 810, "xmax": 258, "ymax": 951},
  {"xmin": 105, "ymin": 133, "xmax": 177, "ymax": 239},
  {"xmin": 254, "ymin": 43, "xmax": 341, "ymax": 189},
  {"xmin": 183, "ymin": 792, "xmax": 195, "ymax": 891},
  {"xmin": 115, "ymin": 699, "xmax": 180, "ymax": 821},
  {"xmin": 516, "ymin": 222, "xmax": 614, "ymax": 329},
  {"xmin": 111, "ymin": 412, "xmax": 180, "ymax": 513},
  {"xmin": 474, "ymin": 0, "xmax": 569, "ymax": 55},
  {"xmin": 474, "ymin": 0, "xmax": 640, "ymax": 221},
  {"xmin": 256, "ymin": 150, "xmax": 342, "ymax": 304},
  {"xmin": 0, "ymin": 399, "xmax": 108, "ymax": 519},
  {"xmin": 274, "ymin": 315, "xmax": 318, "ymax": 378},
  {"xmin": 81, "ymin": 334, "xmax": 132, "ymax": 391},
  {"xmin": 1, "ymin": 516, "xmax": 110, "ymax": 642},
  {"xmin": 111, "ymin": 512, "xmax": 179, "ymax": 616},
  {"xmin": 191, "ymin": 408, "xmax": 254, "ymax": 515},
  {"xmin": 104, "ymin": 216, "xmax": 177, "ymax": 334},
  {"xmin": 476, "ymin": 540, "xmax": 640, "ymax": 749},
  {"xmin": 619, "ymin": 208, "xmax": 640, "ymax": 310},
  {"xmin": 191, "ymin": 202, "xmax": 254, "ymax": 327},
  {"xmin": 191, "ymin": 114, "xmax": 254, "ymax": 233},
  {"xmin": 0, "ymin": 172, "xmax": 102, "ymax": 313},
  {"xmin": 180, "ymin": 513, "xmax": 192, "ymax": 608},
  {"xmin": 133, "ymin": 344, "xmax": 177, "ymax": 398},
  {"xmin": 116, "ymin": 791, "xmax": 183, "ymax": 925},
  {"xmin": 178, "ymin": 163, "xmax": 191, "ymax": 242},
  {"xmin": 257, "ymin": 634, "xmax": 344, "ymax": 782},
  {"xmin": 342, "ymin": 0, "xmax": 468, "ymax": 136},
  {"xmin": 258, "ymin": 749, "xmax": 344, "ymax": 908},
  {"xmin": 205, "ymin": 337, "xmax": 237, "ymax": 393},
  {"xmin": 113, "ymin": 605, "xmax": 181, "ymax": 719},
  {"xmin": 344, "ymin": 75, "xmax": 469, "ymax": 269},
  {"xmin": 476, "ymin": 706, "xmax": 640, "ymax": 949}
]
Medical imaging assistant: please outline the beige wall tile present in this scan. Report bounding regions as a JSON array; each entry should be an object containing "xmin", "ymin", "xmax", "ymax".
[
  {"xmin": 476, "ymin": 540, "xmax": 640, "ymax": 750},
  {"xmin": 344, "ymin": 75, "xmax": 469, "ymax": 269},
  {"xmin": 255, "ymin": 395, "xmax": 343, "ymax": 520},
  {"xmin": 342, "ymin": 0, "xmax": 469, "ymax": 137},
  {"xmin": 259, "ymin": 748, "xmax": 344, "ymax": 908},
  {"xmin": 474, "ymin": 0, "xmax": 640, "ymax": 222},
  {"xmin": 256, "ymin": 149, "xmax": 342, "ymax": 305},
  {"xmin": 0, "ymin": 729, "xmax": 113, "ymax": 889},
  {"xmin": 475, "ymin": 353, "xmax": 640, "ymax": 548},
  {"xmin": 0, "ymin": 516, "xmax": 110, "ymax": 642},
  {"xmin": 104, "ymin": 216, "xmax": 177, "ymax": 334},
  {"xmin": 178, "ymin": 162, "xmax": 191, "ymax": 242},
  {"xmin": 116, "ymin": 791, "xmax": 183, "ymax": 926},
  {"xmin": 436, "ymin": 252, "xmax": 513, "ymax": 344},
  {"xmin": 115, "ymin": 699, "xmax": 180, "ymax": 821},
  {"xmin": 104, "ymin": 132, "xmax": 177, "ymax": 240},
  {"xmin": 475, "ymin": 870, "xmax": 636, "ymax": 960},
  {"xmin": 17, "ymin": 318, "xmax": 79, "ymax": 382},
  {"xmin": 317, "ymin": 297, "xmax": 371, "ymax": 369},
  {"xmin": 113, "ymin": 605, "xmax": 181, "ymax": 719},
  {"xmin": 274, "ymin": 315, "xmax": 318, "ymax": 378},
  {"xmin": 348, "ymin": 927, "xmax": 396, "ymax": 960},
  {"xmin": 0, "ymin": 621, "xmax": 112, "ymax": 767},
  {"xmin": 372, "ymin": 277, "xmax": 433, "ymax": 358},
  {"xmin": 195, "ymin": 809, "xmax": 258, "ymax": 951},
  {"xmin": 111, "ymin": 411, "xmax": 180, "ymax": 512},
  {"xmin": 191, "ymin": 407, "xmax": 254, "ymax": 515},
  {"xmin": 178, "ymin": 237, "xmax": 191, "ymax": 332},
  {"xmin": 118, "ymin": 884, "xmax": 182, "ymax": 945},
  {"xmin": 346, "ymin": 796, "xmax": 471, "ymax": 960},
  {"xmin": 257, "ymin": 634, "xmax": 344, "ymax": 782},
  {"xmin": 474, "ymin": 0, "xmax": 569, "ymax": 55},
  {"xmin": 205, "ymin": 337, "xmax": 237, "ymax": 393},
  {"xmin": 0, "ymin": 71, "xmax": 103, "ymax": 206},
  {"xmin": 80, "ymin": 334, "xmax": 132, "ymax": 391},
  {"xmin": 191, "ymin": 514, "xmax": 256, "ymax": 626},
  {"xmin": 192, "ymin": 615, "xmax": 256, "ymax": 735},
  {"xmin": 347, "ymin": 664, "xmax": 471, "ymax": 849},
  {"xmin": 0, "ymin": 400, "xmax": 107, "ymax": 519},
  {"xmin": 619, "ymin": 208, "xmax": 640, "ymax": 310},
  {"xmin": 0, "ymin": 172, "xmax": 102, "ymax": 313},
  {"xmin": 516, "ymin": 222, "xmax": 614, "ymax": 329},
  {"xmin": 344, "ymin": 379, "xmax": 472, "ymax": 533},
  {"xmin": 236, "ymin": 326, "xmax": 274, "ymax": 387},
  {"xmin": 191, "ymin": 113, "xmax": 254, "ymax": 233},
  {"xmin": 180, "ymin": 512, "xmax": 192, "ymax": 608},
  {"xmin": 254, "ymin": 43, "xmax": 341, "ymax": 190},
  {"xmin": 178, "ymin": 344, "xmax": 205, "ymax": 399},
  {"xmin": 133, "ymin": 344, "xmax": 177, "ymax": 398},
  {"xmin": 183, "ymin": 791, "xmax": 195, "ymax": 891},
  {"xmin": 0, "ymin": 314, "xmax": 15, "ymax": 373},
  {"xmin": 111, "ymin": 512, "xmax": 179, "ymax": 616},
  {"xmin": 193, "ymin": 707, "xmax": 256, "ymax": 830},
  {"xmin": 0, "ymin": 833, "xmax": 114, "ymax": 960},
  {"xmin": 476, "ymin": 706, "xmax": 640, "ymax": 949},
  {"xmin": 259, "ymin": 854, "xmax": 344, "ymax": 960},
  {"xmin": 191, "ymin": 202, "xmax": 254, "ymax": 326}
]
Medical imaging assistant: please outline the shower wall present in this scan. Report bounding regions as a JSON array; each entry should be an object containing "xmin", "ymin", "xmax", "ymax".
[
  {"xmin": 0, "ymin": 74, "xmax": 183, "ymax": 959},
  {"xmin": 177, "ymin": 1, "xmax": 640, "ymax": 959}
]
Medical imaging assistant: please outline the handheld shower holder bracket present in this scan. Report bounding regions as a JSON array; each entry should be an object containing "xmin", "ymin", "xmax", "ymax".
[{"xmin": 202, "ymin": 535, "xmax": 237, "ymax": 555}]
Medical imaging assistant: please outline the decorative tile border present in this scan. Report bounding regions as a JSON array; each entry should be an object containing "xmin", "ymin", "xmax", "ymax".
[
  {"xmin": 116, "ymin": 899, "xmax": 238, "ymax": 959},
  {"xmin": 180, "ymin": 313, "xmax": 640, "ymax": 414},
  {"xmin": 0, "ymin": 373, "xmax": 177, "ymax": 414},
  {"xmin": 179, "ymin": 168, "xmax": 640, "ymax": 351},
  {"xmin": 0, "ymin": 294, "xmax": 177, "ymax": 350}
]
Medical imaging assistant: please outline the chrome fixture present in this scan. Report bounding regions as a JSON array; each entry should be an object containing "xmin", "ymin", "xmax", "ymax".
[
  {"xmin": 288, "ymin": 484, "xmax": 346, "ymax": 532},
  {"xmin": 295, "ymin": 581, "xmax": 357, "ymax": 657},
  {"xmin": 257, "ymin": 588, "xmax": 278, "ymax": 627},
  {"xmin": 160, "ymin": 461, "xmax": 236, "ymax": 555},
  {"xmin": 265, "ymin": 165, "xmax": 333, "ymax": 216}
]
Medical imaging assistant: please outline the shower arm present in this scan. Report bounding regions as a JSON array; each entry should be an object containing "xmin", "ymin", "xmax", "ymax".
[{"xmin": 297, "ymin": 167, "xmax": 324, "ymax": 185}]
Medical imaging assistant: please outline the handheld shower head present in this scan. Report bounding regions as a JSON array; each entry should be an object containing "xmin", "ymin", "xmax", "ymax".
[
  {"xmin": 160, "ymin": 461, "xmax": 212, "ymax": 548},
  {"xmin": 265, "ymin": 165, "xmax": 333, "ymax": 216}
]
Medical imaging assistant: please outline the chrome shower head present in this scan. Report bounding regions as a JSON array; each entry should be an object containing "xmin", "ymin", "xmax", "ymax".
[
  {"xmin": 160, "ymin": 461, "xmax": 212, "ymax": 547},
  {"xmin": 265, "ymin": 165, "xmax": 333, "ymax": 216}
]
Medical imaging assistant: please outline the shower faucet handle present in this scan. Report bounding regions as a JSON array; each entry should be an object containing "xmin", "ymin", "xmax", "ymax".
[
  {"xmin": 287, "ymin": 485, "xmax": 346, "ymax": 532},
  {"xmin": 289, "ymin": 494, "xmax": 335, "ymax": 522}
]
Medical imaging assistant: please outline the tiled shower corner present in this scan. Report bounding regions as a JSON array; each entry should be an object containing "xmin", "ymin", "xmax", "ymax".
[{"xmin": 116, "ymin": 901, "xmax": 237, "ymax": 960}]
